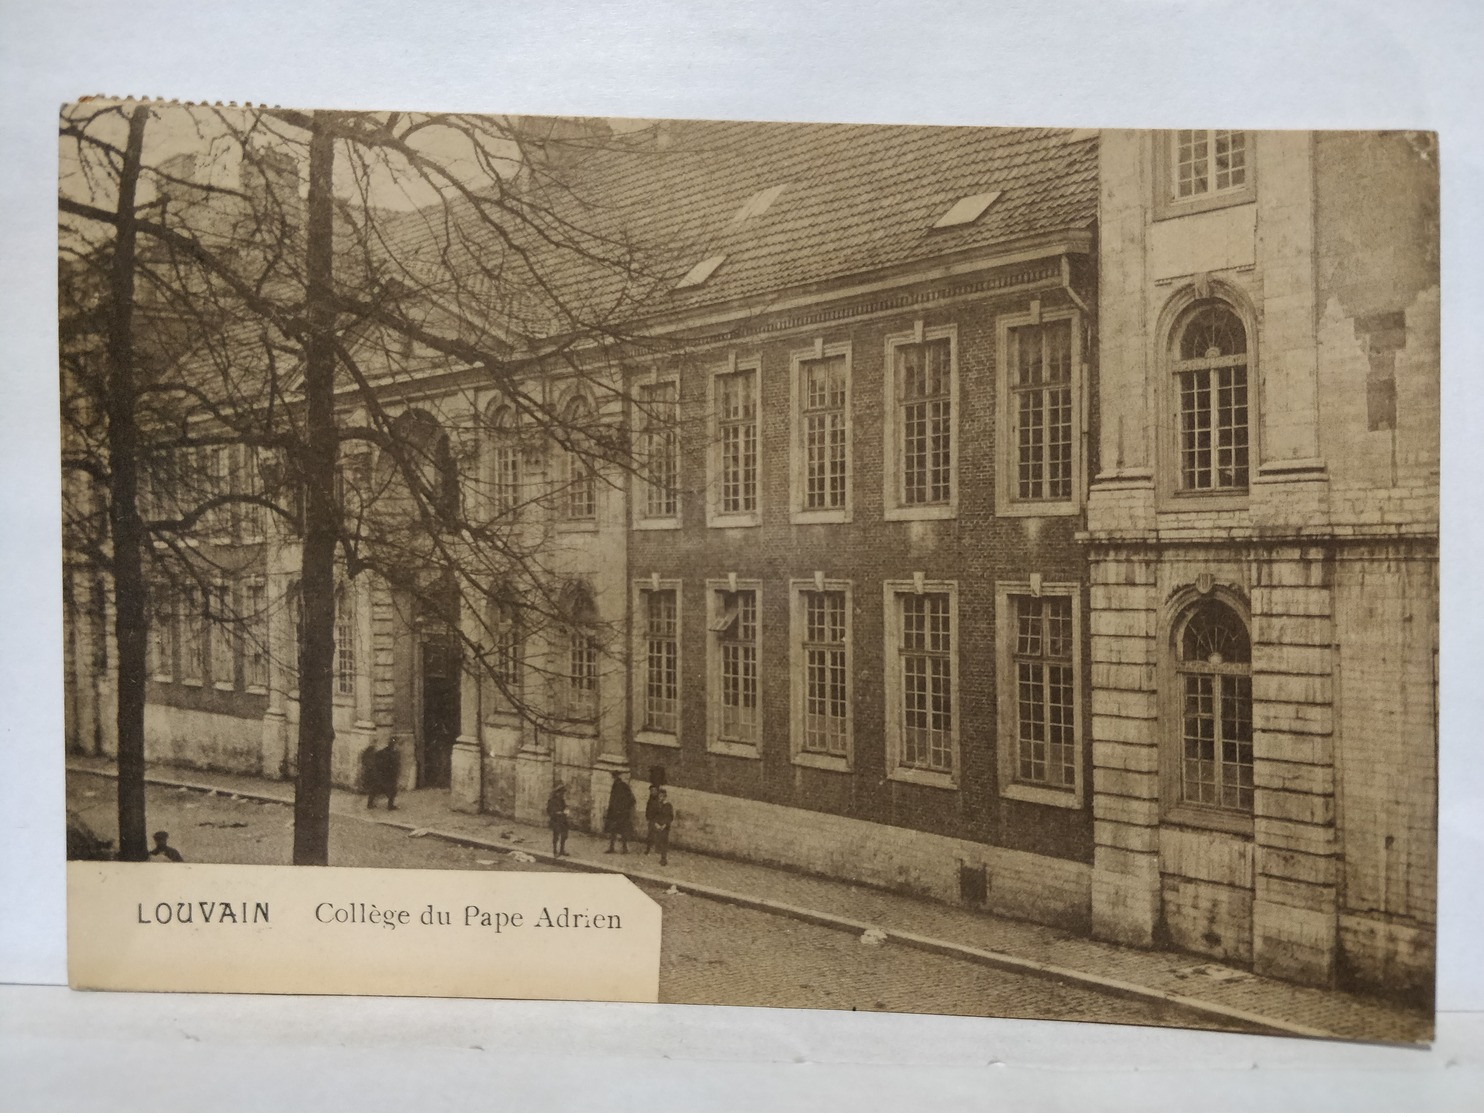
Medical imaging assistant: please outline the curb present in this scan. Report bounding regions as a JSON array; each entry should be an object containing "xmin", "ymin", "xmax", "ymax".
[{"xmin": 70, "ymin": 762, "xmax": 1336, "ymax": 1039}]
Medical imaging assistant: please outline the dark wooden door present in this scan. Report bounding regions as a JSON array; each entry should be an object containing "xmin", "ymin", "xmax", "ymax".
[{"xmin": 419, "ymin": 635, "xmax": 460, "ymax": 788}]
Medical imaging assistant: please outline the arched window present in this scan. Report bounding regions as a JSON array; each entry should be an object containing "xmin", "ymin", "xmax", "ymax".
[
  {"xmin": 1173, "ymin": 302, "xmax": 1249, "ymax": 492},
  {"xmin": 386, "ymin": 410, "xmax": 459, "ymax": 522},
  {"xmin": 560, "ymin": 395, "xmax": 597, "ymax": 521},
  {"xmin": 486, "ymin": 405, "xmax": 522, "ymax": 516},
  {"xmin": 1174, "ymin": 597, "xmax": 1253, "ymax": 812}
]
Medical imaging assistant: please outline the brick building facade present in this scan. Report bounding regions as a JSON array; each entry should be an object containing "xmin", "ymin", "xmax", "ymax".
[{"xmin": 63, "ymin": 122, "xmax": 1438, "ymax": 1000}]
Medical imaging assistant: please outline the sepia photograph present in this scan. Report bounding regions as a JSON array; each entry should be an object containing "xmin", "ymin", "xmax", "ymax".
[{"xmin": 59, "ymin": 101, "xmax": 1439, "ymax": 1044}]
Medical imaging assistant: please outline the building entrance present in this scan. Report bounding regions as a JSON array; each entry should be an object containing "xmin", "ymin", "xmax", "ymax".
[{"xmin": 418, "ymin": 632, "xmax": 460, "ymax": 789}]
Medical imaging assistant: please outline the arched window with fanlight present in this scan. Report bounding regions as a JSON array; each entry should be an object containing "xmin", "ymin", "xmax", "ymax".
[
  {"xmin": 486, "ymin": 404, "xmax": 522, "ymax": 516},
  {"xmin": 1174, "ymin": 302, "xmax": 1249, "ymax": 492},
  {"xmin": 1174, "ymin": 597, "xmax": 1253, "ymax": 812}
]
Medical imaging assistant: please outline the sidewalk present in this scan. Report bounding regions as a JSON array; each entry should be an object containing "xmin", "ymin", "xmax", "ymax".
[{"xmin": 67, "ymin": 756, "xmax": 1431, "ymax": 1044}]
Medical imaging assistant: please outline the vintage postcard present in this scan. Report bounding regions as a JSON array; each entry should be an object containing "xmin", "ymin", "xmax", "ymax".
[{"xmin": 60, "ymin": 101, "xmax": 1439, "ymax": 1043}]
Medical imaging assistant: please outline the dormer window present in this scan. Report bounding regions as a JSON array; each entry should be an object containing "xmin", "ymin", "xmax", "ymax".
[
  {"xmin": 932, "ymin": 190, "xmax": 1001, "ymax": 229},
  {"xmin": 675, "ymin": 254, "xmax": 726, "ymax": 290},
  {"xmin": 730, "ymin": 184, "xmax": 787, "ymax": 227}
]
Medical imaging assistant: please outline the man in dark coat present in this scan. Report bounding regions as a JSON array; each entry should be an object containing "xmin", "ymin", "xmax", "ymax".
[
  {"xmin": 649, "ymin": 789, "xmax": 674, "ymax": 866},
  {"xmin": 546, "ymin": 783, "xmax": 570, "ymax": 857},
  {"xmin": 643, "ymin": 782, "xmax": 663, "ymax": 855},
  {"xmin": 148, "ymin": 830, "xmax": 183, "ymax": 862},
  {"xmin": 603, "ymin": 771, "xmax": 635, "ymax": 854},
  {"xmin": 362, "ymin": 740, "xmax": 401, "ymax": 810}
]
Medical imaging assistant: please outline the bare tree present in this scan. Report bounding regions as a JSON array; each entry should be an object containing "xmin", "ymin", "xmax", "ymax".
[{"xmin": 60, "ymin": 102, "xmax": 715, "ymax": 863}]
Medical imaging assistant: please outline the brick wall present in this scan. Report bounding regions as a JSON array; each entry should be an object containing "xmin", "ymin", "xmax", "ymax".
[{"xmin": 628, "ymin": 281, "xmax": 1095, "ymax": 866}]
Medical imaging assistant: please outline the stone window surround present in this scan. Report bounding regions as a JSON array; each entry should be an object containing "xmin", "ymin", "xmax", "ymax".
[
  {"xmin": 788, "ymin": 339, "xmax": 854, "ymax": 525},
  {"xmin": 882, "ymin": 578, "xmax": 960, "ymax": 790},
  {"xmin": 705, "ymin": 576, "xmax": 763, "ymax": 758},
  {"xmin": 788, "ymin": 577, "xmax": 855, "ymax": 772},
  {"xmin": 1154, "ymin": 281, "xmax": 1260, "ymax": 514},
  {"xmin": 1152, "ymin": 129, "xmax": 1258, "ymax": 222},
  {"xmin": 1158, "ymin": 583, "xmax": 1257, "ymax": 837},
  {"xmin": 706, "ymin": 354, "xmax": 763, "ymax": 529},
  {"xmin": 995, "ymin": 579, "xmax": 1084, "ymax": 809},
  {"xmin": 882, "ymin": 322, "xmax": 960, "ymax": 522},
  {"xmin": 995, "ymin": 304, "xmax": 1084, "ymax": 518},
  {"xmin": 632, "ymin": 577, "xmax": 683, "ymax": 748},
  {"xmin": 631, "ymin": 372, "xmax": 683, "ymax": 531}
]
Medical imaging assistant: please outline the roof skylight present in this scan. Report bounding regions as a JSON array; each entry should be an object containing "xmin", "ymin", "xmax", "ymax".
[
  {"xmin": 675, "ymin": 254, "xmax": 727, "ymax": 290},
  {"xmin": 730, "ymin": 183, "xmax": 788, "ymax": 227},
  {"xmin": 932, "ymin": 189, "xmax": 1003, "ymax": 229}
]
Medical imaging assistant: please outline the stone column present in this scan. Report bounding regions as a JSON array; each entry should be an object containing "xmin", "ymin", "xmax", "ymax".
[
  {"xmin": 1089, "ymin": 551, "xmax": 1163, "ymax": 947},
  {"xmin": 449, "ymin": 588, "xmax": 484, "ymax": 813},
  {"xmin": 1250, "ymin": 549, "xmax": 1338, "ymax": 986}
]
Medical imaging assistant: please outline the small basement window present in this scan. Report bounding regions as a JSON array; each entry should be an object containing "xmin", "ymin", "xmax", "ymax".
[
  {"xmin": 932, "ymin": 190, "xmax": 1002, "ymax": 229},
  {"xmin": 675, "ymin": 254, "xmax": 726, "ymax": 290}
]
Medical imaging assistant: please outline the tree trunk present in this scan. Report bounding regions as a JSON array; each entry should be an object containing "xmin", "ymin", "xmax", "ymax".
[
  {"xmin": 106, "ymin": 105, "xmax": 151, "ymax": 862},
  {"xmin": 292, "ymin": 113, "xmax": 340, "ymax": 865}
]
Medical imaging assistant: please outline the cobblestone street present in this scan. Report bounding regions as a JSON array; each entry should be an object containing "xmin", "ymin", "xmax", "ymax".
[{"xmin": 68, "ymin": 769, "xmax": 1205, "ymax": 1027}]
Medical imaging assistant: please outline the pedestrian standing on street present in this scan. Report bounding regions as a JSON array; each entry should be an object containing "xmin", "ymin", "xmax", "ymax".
[
  {"xmin": 148, "ymin": 830, "xmax": 183, "ymax": 862},
  {"xmin": 643, "ymin": 782, "xmax": 663, "ymax": 855},
  {"xmin": 603, "ymin": 770, "xmax": 635, "ymax": 854},
  {"xmin": 546, "ymin": 783, "xmax": 570, "ymax": 858},
  {"xmin": 649, "ymin": 789, "xmax": 674, "ymax": 867},
  {"xmin": 362, "ymin": 740, "xmax": 401, "ymax": 810}
]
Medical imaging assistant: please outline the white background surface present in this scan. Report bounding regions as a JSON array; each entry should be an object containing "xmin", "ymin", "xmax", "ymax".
[{"xmin": 2, "ymin": 0, "xmax": 1481, "ymax": 1108}]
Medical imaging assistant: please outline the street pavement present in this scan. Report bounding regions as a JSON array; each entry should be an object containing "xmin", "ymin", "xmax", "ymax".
[{"xmin": 66, "ymin": 759, "xmax": 1432, "ymax": 1043}]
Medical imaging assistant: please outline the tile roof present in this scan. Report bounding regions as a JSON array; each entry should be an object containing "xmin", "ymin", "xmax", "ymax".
[{"xmin": 544, "ymin": 119, "xmax": 1099, "ymax": 318}]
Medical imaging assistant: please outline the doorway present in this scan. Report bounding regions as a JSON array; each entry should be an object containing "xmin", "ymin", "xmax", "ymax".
[{"xmin": 418, "ymin": 631, "xmax": 460, "ymax": 788}]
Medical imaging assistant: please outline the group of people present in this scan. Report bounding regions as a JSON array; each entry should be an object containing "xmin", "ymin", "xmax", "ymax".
[{"xmin": 545, "ymin": 772, "xmax": 674, "ymax": 865}]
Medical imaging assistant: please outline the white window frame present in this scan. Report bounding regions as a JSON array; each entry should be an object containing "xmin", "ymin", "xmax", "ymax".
[
  {"xmin": 243, "ymin": 576, "xmax": 268, "ymax": 693},
  {"xmin": 559, "ymin": 625, "xmax": 600, "ymax": 723},
  {"xmin": 556, "ymin": 393, "xmax": 599, "ymax": 530},
  {"xmin": 995, "ymin": 581, "xmax": 1084, "ymax": 808},
  {"xmin": 180, "ymin": 583, "xmax": 205, "ymax": 686},
  {"xmin": 149, "ymin": 583, "xmax": 176, "ymax": 683},
  {"xmin": 789, "ymin": 578, "xmax": 853, "ymax": 772},
  {"xmin": 1154, "ymin": 130, "xmax": 1256, "ymax": 220},
  {"xmin": 705, "ymin": 578, "xmax": 762, "ymax": 758},
  {"xmin": 706, "ymin": 356, "xmax": 762, "ymax": 528},
  {"xmin": 883, "ymin": 579, "xmax": 959, "ymax": 789},
  {"xmin": 789, "ymin": 340, "xmax": 853, "ymax": 524},
  {"xmin": 883, "ymin": 323, "xmax": 959, "ymax": 521},
  {"xmin": 633, "ymin": 579, "xmax": 683, "ymax": 747},
  {"xmin": 996, "ymin": 307, "xmax": 1083, "ymax": 517},
  {"xmin": 633, "ymin": 374, "xmax": 682, "ymax": 530},
  {"xmin": 334, "ymin": 581, "xmax": 357, "ymax": 702},
  {"xmin": 210, "ymin": 579, "xmax": 236, "ymax": 690}
]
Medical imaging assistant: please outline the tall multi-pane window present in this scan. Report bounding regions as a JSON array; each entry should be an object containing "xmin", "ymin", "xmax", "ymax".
[
  {"xmin": 244, "ymin": 577, "xmax": 268, "ymax": 690},
  {"xmin": 561, "ymin": 396, "xmax": 596, "ymax": 521},
  {"xmin": 565, "ymin": 629, "xmax": 598, "ymax": 720},
  {"xmin": 641, "ymin": 588, "xmax": 679, "ymax": 734},
  {"xmin": 334, "ymin": 585, "xmax": 356, "ymax": 697},
  {"xmin": 897, "ymin": 591, "xmax": 953, "ymax": 773},
  {"xmin": 1012, "ymin": 596, "xmax": 1076, "ymax": 788},
  {"xmin": 800, "ymin": 354, "xmax": 847, "ymax": 512},
  {"xmin": 210, "ymin": 581, "xmax": 235, "ymax": 688},
  {"xmin": 895, "ymin": 337, "xmax": 953, "ymax": 507},
  {"xmin": 149, "ymin": 583, "xmax": 175, "ymax": 681},
  {"xmin": 1175, "ymin": 303, "xmax": 1249, "ymax": 492},
  {"xmin": 1176, "ymin": 599, "xmax": 1253, "ymax": 812},
  {"xmin": 489, "ymin": 595, "xmax": 521, "ymax": 707},
  {"xmin": 1010, "ymin": 321, "xmax": 1074, "ymax": 502},
  {"xmin": 1174, "ymin": 130, "xmax": 1248, "ymax": 199},
  {"xmin": 489, "ymin": 406, "xmax": 522, "ymax": 515},
  {"xmin": 712, "ymin": 588, "xmax": 759, "ymax": 745},
  {"xmin": 180, "ymin": 584, "xmax": 206, "ymax": 684},
  {"xmin": 239, "ymin": 446, "xmax": 266, "ymax": 541},
  {"xmin": 638, "ymin": 381, "xmax": 679, "ymax": 520},
  {"xmin": 800, "ymin": 589, "xmax": 848, "ymax": 756},
  {"xmin": 715, "ymin": 369, "xmax": 758, "ymax": 516}
]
